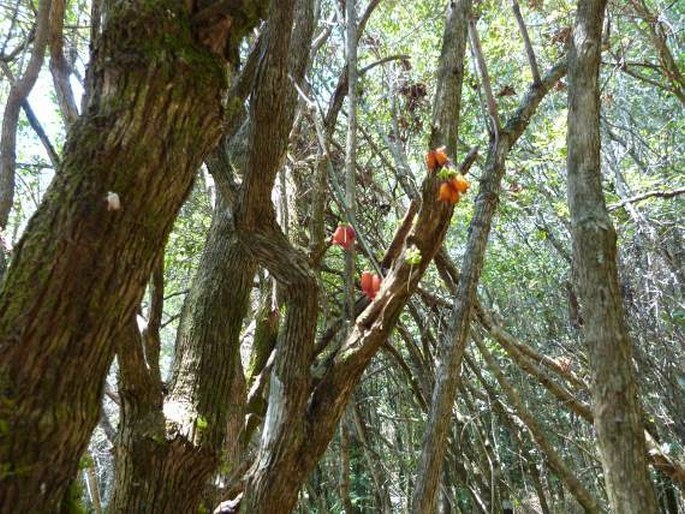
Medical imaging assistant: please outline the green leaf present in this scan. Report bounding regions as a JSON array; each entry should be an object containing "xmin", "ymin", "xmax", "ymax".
[{"xmin": 405, "ymin": 245, "xmax": 422, "ymax": 265}]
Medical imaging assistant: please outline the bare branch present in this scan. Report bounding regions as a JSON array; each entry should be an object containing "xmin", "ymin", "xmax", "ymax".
[
  {"xmin": 608, "ymin": 186, "xmax": 685, "ymax": 211},
  {"xmin": 629, "ymin": 0, "xmax": 685, "ymax": 105},
  {"xmin": 0, "ymin": 0, "xmax": 52, "ymax": 228},
  {"xmin": 511, "ymin": 0, "xmax": 540, "ymax": 84},
  {"xmin": 472, "ymin": 335, "xmax": 604, "ymax": 513},
  {"xmin": 359, "ymin": 54, "xmax": 411, "ymax": 75},
  {"xmin": 49, "ymin": 0, "xmax": 80, "ymax": 127},
  {"xmin": 322, "ymin": 0, "xmax": 383, "ymax": 133},
  {"xmin": 344, "ymin": 0, "xmax": 358, "ymax": 321},
  {"xmin": 468, "ymin": 16, "xmax": 500, "ymax": 134},
  {"xmin": 0, "ymin": 61, "xmax": 60, "ymax": 167}
]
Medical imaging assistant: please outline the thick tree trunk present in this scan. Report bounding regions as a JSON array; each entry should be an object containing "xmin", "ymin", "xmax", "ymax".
[
  {"xmin": 566, "ymin": 1, "xmax": 658, "ymax": 512},
  {"xmin": 110, "ymin": 318, "xmax": 220, "ymax": 513},
  {"xmin": 108, "ymin": 202, "xmax": 257, "ymax": 513},
  {"xmin": 108, "ymin": 1, "xmax": 312, "ymax": 512},
  {"xmin": 0, "ymin": 1, "xmax": 251, "ymax": 510}
]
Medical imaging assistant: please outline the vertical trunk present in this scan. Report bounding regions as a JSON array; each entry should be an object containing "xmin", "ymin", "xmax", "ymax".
[
  {"xmin": 0, "ymin": 1, "xmax": 230, "ymax": 510},
  {"xmin": 238, "ymin": 105, "xmax": 476, "ymax": 514},
  {"xmin": 406, "ymin": 5, "xmax": 470, "ymax": 511},
  {"xmin": 238, "ymin": 222, "xmax": 319, "ymax": 513},
  {"xmin": 237, "ymin": 3, "xmax": 527, "ymax": 510},
  {"xmin": 109, "ymin": 199, "xmax": 257, "ymax": 513},
  {"xmin": 111, "ymin": 318, "xmax": 222, "ymax": 513},
  {"xmin": 566, "ymin": 1, "xmax": 657, "ymax": 512}
]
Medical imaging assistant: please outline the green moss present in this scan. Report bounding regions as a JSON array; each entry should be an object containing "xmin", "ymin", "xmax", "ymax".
[
  {"xmin": 79, "ymin": 454, "xmax": 94, "ymax": 470},
  {"xmin": 103, "ymin": 0, "xmax": 226, "ymax": 89},
  {"xmin": 59, "ymin": 479, "xmax": 87, "ymax": 514},
  {"xmin": 224, "ymin": 95, "xmax": 244, "ymax": 124},
  {"xmin": 196, "ymin": 415, "xmax": 208, "ymax": 431}
]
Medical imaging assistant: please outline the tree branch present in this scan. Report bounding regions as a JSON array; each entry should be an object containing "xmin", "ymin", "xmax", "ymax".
[
  {"xmin": 608, "ymin": 186, "xmax": 685, "ymax": 211},
  {"xmin": 472, "ymin": 334, "xmax": 604, "ymax": 513},
  {"xmin": 0, "ymin": 0, "xmax": 52, "ymax": 228},
  {"xmin": 468, "ymin": 16, "xmax": 500, "ymax": 134},
  {"xmin": 511, "ymin": 0, "xmax": 540, "ymax": 84},
  {"xmin": 49, "ymin": 0, "xmax": 80, "ymax": 127}
]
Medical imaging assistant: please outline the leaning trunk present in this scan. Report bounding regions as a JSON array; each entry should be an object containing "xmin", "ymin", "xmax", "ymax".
[
  {"xmin": 0, "ymin": 2, "xmax": 231, "ymax": 510},
  {"xmin": 108, "ymin": 0, "xmax": 311, "ymax": 511}
]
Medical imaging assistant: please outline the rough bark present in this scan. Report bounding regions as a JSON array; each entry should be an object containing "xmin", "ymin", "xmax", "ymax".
[
  {"xmin": 109, "ymin": 0, "xmax": 313, "ymax": 511},
  {"xmin": 234, "ymin": 4, "xmax": 473, "ymax": 511},
  {"xmin": 566, "ymin": 1, "xmax": 658, "ymax": 512},
  {"xmin": 0, "ymin": 0, "xmax": 253, "ymax": 510}
]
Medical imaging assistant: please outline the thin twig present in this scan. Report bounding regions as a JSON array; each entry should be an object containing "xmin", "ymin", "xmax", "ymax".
[
  {"xmin": 608, "ymin": 186, "xmax": 685, "ymax": 211},
  {"xmin": 468, "ymin": 17, "xmax": 500, "ymax": 134},
  {"xmin": 511, "ymin": 0, "xmax": 540, "ymax": 84}
]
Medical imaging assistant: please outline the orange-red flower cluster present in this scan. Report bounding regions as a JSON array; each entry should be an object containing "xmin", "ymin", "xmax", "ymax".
[
  {"xmin": 425, "ymin": 146, "xmax": 449, "ymax": 172},
  {"xmin": 331, "ymin": 224, "xmax": 356, "ymax": 250},
  {"xmin": 437, "ymin": 174, "xmax": 469, "ymax": 204},
  {"xmin": 361, "ymin": 271, "xmax": 381, "ymax": 300}
]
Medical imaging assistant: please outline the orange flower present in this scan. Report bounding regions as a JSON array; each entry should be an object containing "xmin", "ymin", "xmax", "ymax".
[
  {"xmin": 438, "ymin": 182, "xmax": 460, "ymax": 204},
  {"xmin": 435, "ymin": 146, "xmax": 448, "ymax": 166},
  {"xmin": 361, "ymin": 271, "xmax": 382, "ymax": 300},
  {"xmin": 371, "ymin": 274, "xmax": 381, "ymax": 295},
  {"xmin": 425, "ymin": 150, "xmax": 438, "ymax": 172},
  {"xmin": 361, "ymin": 271, "xmax": 373, "ymax": 293},
  {"xmin": 331, "ymin": 224, "xmax": 356, "ymax": 250},
  {"xmin": 451, "ymin": 174, "xmax": 469, "ymax": 193}
]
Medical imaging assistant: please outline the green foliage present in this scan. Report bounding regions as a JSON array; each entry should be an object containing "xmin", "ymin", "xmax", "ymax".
[
  {"xmin": 405, "ymin": 245, "xmax": 422, "ymax": 265},
  {"xmin": 196, "ymin": 415, "xmax": 208, "ymax": 431},
  {"xmin": 2, "ymin": 0, "xmax": 683, "ymax": 510},
  {"xmin": 60, "ymin": 479, "xmax": 87, "ymax": 514}
]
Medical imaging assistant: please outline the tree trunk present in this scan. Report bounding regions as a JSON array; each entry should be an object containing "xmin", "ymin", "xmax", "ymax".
[
  {"xmin": 235, "ymin": 3, "xmax": 498, "ymax": 510},
  {"xmin": 566, "ymin": 1, "xmax": 657, "ymax": 512},
  {"xmin": 108, "ymin": 0, "xmax": 312, "ymax": 511},
  {"xmin": 0, "ymin": 0, "xmax": 260, "ymax": 510},
  {"xmin": 110, "ymin": 319, "xmax": 223, "ymax": 513}
]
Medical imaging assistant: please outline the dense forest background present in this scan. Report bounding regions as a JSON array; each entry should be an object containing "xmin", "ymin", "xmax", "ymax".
[{"xmin": 0, "ymin": 0, "xmax": 683, "ymax": 512}]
